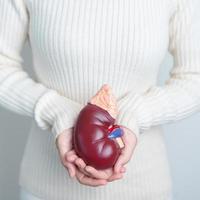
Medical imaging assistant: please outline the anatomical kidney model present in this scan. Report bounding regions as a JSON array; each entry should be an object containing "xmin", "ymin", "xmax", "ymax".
[{"xmin": 73, "ymin": 84, "xmax": 125, "ymax": 170}]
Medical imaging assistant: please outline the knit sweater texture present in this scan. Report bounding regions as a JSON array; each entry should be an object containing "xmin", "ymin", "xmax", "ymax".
[{"xmin": 0, "ymin": 0, "xmax": 200, "ymax": 199}]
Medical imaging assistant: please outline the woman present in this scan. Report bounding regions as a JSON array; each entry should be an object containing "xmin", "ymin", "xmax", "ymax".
[{"xmin": 0, "ymin": 0, "xmax": 199, "ymax": 199}]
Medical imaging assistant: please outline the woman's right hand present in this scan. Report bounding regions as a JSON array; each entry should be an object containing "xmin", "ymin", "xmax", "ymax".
[{"xmin": 56, "ymin": 127, "xmax": 123, "ymax": 187}]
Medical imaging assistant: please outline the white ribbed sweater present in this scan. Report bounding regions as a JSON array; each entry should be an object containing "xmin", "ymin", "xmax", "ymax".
[{"xmin": 0, "ymin": 0, "xmax": 200, "ymax": 199}]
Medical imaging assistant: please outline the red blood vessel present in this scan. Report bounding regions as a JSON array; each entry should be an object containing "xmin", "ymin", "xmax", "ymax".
[{"xmin": 73, "ymin": 102, "xmax": 124, "ymax": 169}]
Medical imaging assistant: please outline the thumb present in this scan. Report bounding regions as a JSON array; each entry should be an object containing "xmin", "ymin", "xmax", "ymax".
[
  {"xmin": 114, "ymin": 148, "xmax": 131, "ymax": 174},
  {"xmin": 114, "ymin": 136, "xmax": 134, "ymax": 173}
]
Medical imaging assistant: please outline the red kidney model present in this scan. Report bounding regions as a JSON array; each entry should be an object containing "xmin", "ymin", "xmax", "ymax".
[{"xmin": 73, "ymin": 102, "xmax": 124, "ymax": 170}]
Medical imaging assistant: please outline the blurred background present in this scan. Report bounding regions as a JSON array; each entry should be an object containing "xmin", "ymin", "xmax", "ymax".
[{"xmin": 0, "ymin": 41, "xmax": 200, "ymax": 200}]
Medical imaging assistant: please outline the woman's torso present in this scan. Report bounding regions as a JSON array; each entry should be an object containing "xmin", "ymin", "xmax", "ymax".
[
  {"xmin": 26, "ymin": 0, "xmax": 175, "ymax": 103},
  {"xmin": 19, "ymin": 0, "xmax": 176, "ymax": 199}
]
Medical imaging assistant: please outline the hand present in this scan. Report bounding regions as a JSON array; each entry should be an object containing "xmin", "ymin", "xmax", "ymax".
[
  {"xmin": 68, "ymin": 125, "xmax": 137, "ymax": 182},
  {"xmin": 65, "ymin": 136, "xmax": 126, "ymax": 182},
  {"xmin": 56, "ymin": 127, "xmax": 109, "ymax": 186},
  {"xmin": 113, "ymin": 125, "xmax": 138, "ymax": 174},
  {"xmin": 69, "ymin": 156, "xmax": 126, "ymax": 182}
]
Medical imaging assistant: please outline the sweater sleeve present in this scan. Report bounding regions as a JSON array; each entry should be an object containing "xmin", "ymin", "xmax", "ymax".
[
  {"xmin": 0, "ymin": 0, "xmax": 84, "ymax": 140},
  {"xmin": 115, "ymin": 0, "xmax": 200, "ymax": 138}
]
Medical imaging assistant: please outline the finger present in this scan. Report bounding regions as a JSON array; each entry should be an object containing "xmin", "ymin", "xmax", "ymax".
[
  {"xmin": 114, "ymin": 138, "xmax": 133, "ymax": 173},
  {"xmin": 114, "ymin": 149, "xmax": 130, "ymax": 173},
  {"xmin": 65, "ymin": 151, "xmax": 78, "ymax": 162},
  {"xmin": 66, "ymin": 149, "xmax": 76, "ymax": 156},
  {"xmin": 74, "ymin": 158, "xmax": 91, "ymax": 176},
  {"xmin": 66, "ymin": 154, "xmax": 78, "ymax": 162},
  {"xmin": 75, "ymin": 170, "xmax": 107, "ymax": 187},
  {"xmin": 65, "ymin": 162, "xmax": 76, "ymax": 178},
  {"xmin": 107, "ymin": 173, "xmax": 124, "ymax": 182},
  {"xmin": 120, "ymin": 166, "xmax": 126, "ymax": 173},
  {"xmin": 84, "ymin": 166, "xmax": 110, "ymax": 179},
  {"xmin": 75, "ymin": 158, "xmax": 87, "ymax": 169}
]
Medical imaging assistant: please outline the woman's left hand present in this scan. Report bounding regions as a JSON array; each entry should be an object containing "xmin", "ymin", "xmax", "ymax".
[
  {"xmin": 66, "ymin": 125, "xmax": 138, "ymax": 181},
  {"xmin": 113, "ymin": 125, "xmax": 138, "ymax": 174}
]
